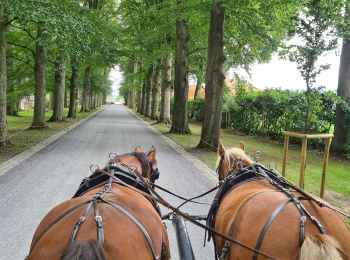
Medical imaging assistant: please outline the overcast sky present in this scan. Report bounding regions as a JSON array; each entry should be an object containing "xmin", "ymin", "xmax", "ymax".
[{"xmin": 109, "ymin": 48, "xmax": 341, "ymax": 96}]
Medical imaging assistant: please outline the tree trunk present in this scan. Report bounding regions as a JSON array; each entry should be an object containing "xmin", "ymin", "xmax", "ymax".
[
  {"xmin": 81, "ymin": 66, "xmax": 91, "ymax": 112},
  {"xmin": 198, "ymin": 3, "xmax": 225, "ymax": 149},
  {"xmin": 68, "ymin": 62, "xmax": 78, "ymax": 118},
  {"xmin": 6, "ymin": 81, "xmax": 17, "ymax": 116},
  {"xmin": 64, "ymin": 89, "xmax": 68, "ymax": 108},
  {"xmin": 7, "ymin": 102, "xmax": 17, "ymax": 116},
  {"xmin": 151, "ymin": 62, "xmax": 162, "ymax": 120},
  {"xmin": 31, "ymin": 23, "xmax": 47, "ymax": 129},
  {"xmin": 170, "ymin": 18, "xmax": 190, "ymax": 134},
  {"xmin": 48, "ymin": 92, "xmax": 53, "ymax": 110},
  {"xmin": 145, "ymin": 65, "xmax": 153, "ymax": 117},
  {"xmin": 334, "ymin": 6, "xmax": 350, "ymax": 152},
  {"xmin": 130, "ymin": 60, "xmax": 138, "ymax": 110},
  {"xmin": 140, "ymin": 80, "xmax": 146, "ymax": 114},
  {"xmin": 50, "ymin": 48, "xmax": 66, "ymax": 122},
  {"xmin": 137, "ymin": 88, "xmax": 142, "ymax": 112},
  {"xmin": 194, "ymin": 82, "xmax": 202, "ymax": 99},
  {"xmin": 126, "ymin": 91, "xmax": 132, "ymax": 108},
  {"xmin": 160, "ymin": 56, "xmax": 172, "ymax": 123},
  {"xmin": 0, "ymin": 4, "xmax": 7, "ymax": 145}
]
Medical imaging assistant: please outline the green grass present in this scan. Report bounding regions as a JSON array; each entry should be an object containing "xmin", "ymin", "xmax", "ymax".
[
  {"xmin": 0, "ymin": 106, "xmax": 103, "ymax": 164},
  {"xmin": 136, "ymin": 113, "xmax": 350, "ymax": 219}
]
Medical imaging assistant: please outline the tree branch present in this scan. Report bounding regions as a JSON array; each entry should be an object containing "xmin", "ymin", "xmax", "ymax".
[
  {"xmin": 7, "ymin": 41, "xmax": 34, "ymax": 55},
  {"xmin": 187, "ymin": 47, "xmax": 206, "ymax": 56},
  {"xmin": 11, "ymin": 24, "xmax": 36, "ymax": 40},
  {"xmin": 5, "ymin": 17, "xmax": 17, "ymax": 26}
]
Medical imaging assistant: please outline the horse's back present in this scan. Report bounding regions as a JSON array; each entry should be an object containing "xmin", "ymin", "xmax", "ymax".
[
  {"xmin": 28, "ymin": 184, "xmax": 168, "ymax": 260},
  {"xmin": 215, "ymin": 180, "xmax": 350, "ymax": 260}
]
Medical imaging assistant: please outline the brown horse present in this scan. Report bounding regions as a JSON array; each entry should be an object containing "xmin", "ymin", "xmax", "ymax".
[
  {"xmin": 208, "ymin": 140, "xmax": 350, "ymax": 260},
  {"xmin": 26, "ymin": 146, "xmax": 170, "ymax": 260}
]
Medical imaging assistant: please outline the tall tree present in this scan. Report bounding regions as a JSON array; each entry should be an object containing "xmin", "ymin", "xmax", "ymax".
[
  {"xmin": 198, "ymin": 0, "xmax": 299, "ymax": 149},
  {"xmin": 145, "ymin": 65, "xmax": 153, "ymax": 117},
  {"xmin": 31, "ymin": 22, "xmax": 47, "ymax": 128},
  {"xmin": 334, "ymin": 4, "xmax": 350, "ymax": 152},
  {"xmin": 0, "ymin": 3, "xmax": 7, "ymax": 145},
  {"xmin": 49, "ymin": 48, "xmax": 66, "ymax": 122},
  {"xmin": 198, "ymin": 3, "xmax": 225, "ymax": 148},
  {"xmin": 151, "ymin": 61, "xmax": 161, "ymax": 120},
  {"xmin": 284, "ymin": 0, "xmax": 342, "ymax": 133},
  {"xmin": 171, "ymin": 10, "xmax": 190, "ymax": 134},
  {"xmin": 81, "ymin": 66, "xmax": 92, "ymax": 112},
  {"xmin": 67, "ymin": 60, "xmax": 78, "ymax": 118},
  {"xmin": 160, "ymin": 55, "xmax": 172, "ymax": 123}
]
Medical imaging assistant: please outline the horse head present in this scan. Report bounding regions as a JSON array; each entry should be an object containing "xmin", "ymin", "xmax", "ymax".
[
  {"xmin": 109, "ymin": 146, "xmax": 159, "ymax": 183},
  {"xmin": 216, "ymin": 140, "xmax": 253, "ymax": 181}
]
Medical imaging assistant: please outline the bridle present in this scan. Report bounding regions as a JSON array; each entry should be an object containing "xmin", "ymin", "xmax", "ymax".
[
  {"xmin": 109, "ymin": 151, "xmax": 160, "ymax": 184},
  {"xmin": 216, "ymin": 152, "xmax": 244, "ymax": 181}
]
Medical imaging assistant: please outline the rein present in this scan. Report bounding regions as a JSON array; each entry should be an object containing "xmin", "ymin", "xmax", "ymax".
[
  {"xmin": 100, "ymin": 168, "xmax": 279, "ymax": 260},
  {"xmin": 153, "ymin": 183, "xmax": 215, "ymax": 208}
]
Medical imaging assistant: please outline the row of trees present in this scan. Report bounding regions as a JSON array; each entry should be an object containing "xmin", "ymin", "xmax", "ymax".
[
  {"xmin": 0, "ymin": 0, "xmax": 116, "ymax": 146},
  {"xmin": 118, "ymin": 0, "xmax": 350, "ymax": 152}
]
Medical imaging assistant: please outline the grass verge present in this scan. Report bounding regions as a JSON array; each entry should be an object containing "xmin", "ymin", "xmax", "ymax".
[
  {"xmin": 136, "ymin": 112, "xmax": 350, "ymax": 226},
  {"xmin": 0, "ymin": 106, "xmax": 103, "ymax": 164}
]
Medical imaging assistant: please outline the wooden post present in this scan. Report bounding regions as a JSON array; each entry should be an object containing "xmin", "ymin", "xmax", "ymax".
[
  {"xmin": 320, "ymin": 138, "xmax": 332, "ymax": 198},
  {"xmin": 282, "ymin": 131, "xmax": 333, "ymax": 195},
  {"xmin": 299, "ymin": 137, "xmax": 308, "ymax": 188},
  {"xmin": 282, "ymin": 135, "xmax": 289, "ymax": 177}
]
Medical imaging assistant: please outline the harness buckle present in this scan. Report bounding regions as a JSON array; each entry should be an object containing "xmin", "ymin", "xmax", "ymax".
[
  {"xmin": 300, "ymin": 216, "xmax": 306, "ymax": 226},
  {"xmin": 95, "ymin": 215, "xmax": 103, "ymax": 228},
  {"xmin": 77, "ymin": 216, "xmax": 86, "ymax": 225}
]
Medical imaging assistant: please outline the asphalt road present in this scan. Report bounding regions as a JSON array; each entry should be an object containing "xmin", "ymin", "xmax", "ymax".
[{"xmin": 0, "ymin": 104, "xmax": 216, "ymax": 260}]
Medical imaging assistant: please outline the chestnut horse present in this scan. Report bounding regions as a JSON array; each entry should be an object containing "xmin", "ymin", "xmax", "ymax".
[
  {"xmin": 207, "ymin": 141, "xmax": 350, "ymax": 260},
  {"xmin": 26, "ymin": 146, "xmax": 170, "ymax": 260}
]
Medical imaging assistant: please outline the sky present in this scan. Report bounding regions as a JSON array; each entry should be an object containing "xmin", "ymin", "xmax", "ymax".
[
  {"xmin": 239, "ymin": 50, "xmax": 341, "ymax": 91},
  {"xmin": 109, "ymin": 47, "xmax": 342, "ymax": 97}
]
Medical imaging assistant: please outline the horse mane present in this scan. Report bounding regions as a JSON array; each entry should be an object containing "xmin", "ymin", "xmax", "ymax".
[
  {"xmin": 216, "ymin": 148, "xmax": 253, "ymax": 171},
  {"xmin": 131, "ymin": 152, "xmax": 151, "ymax": 178}
]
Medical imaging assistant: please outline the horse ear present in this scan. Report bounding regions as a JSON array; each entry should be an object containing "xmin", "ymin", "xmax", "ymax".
[
  {"xmin": 134, "ymin": 146, "xmax": 142, "ymax": 153},
  {"xmin": 239, "ymin": 141, "xmax": 245, "ymax": 151},
  {"xmin": 147, "ymin": 146, "xmax": 156, "ymax": 161},
  {"xmin": 218, "ymin": 139, "xmax": 225, "ymax": 156}
]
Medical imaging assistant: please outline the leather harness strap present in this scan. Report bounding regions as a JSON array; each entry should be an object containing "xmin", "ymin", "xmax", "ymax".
[
  {"xmin": 93, "ymin": 200, "xmax": 104, "ymax": 247},
  {"xmin": 217, "ymin": 190, "xmax": 276, "ymax": 260},
  {"xmin": 68, "ymin": 177, "xmax": 112, "ymax": 247},
  {"xmin": 102, "ymin": 199, "xmax": 159, "ymax": 260},
  {"xmin": 252, "ymin": 198, "xmax": 291, "ymax": 260},
  {"xmin": 29, "ymin": 200, "xmax": 91, "ymax": 254},
  {"xmin": 68, "ymin": 200, "xmax": 94, "ymax": 244}
]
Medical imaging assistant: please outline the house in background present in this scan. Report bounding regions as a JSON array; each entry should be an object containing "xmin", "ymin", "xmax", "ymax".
[
  {"xmin": 19, "ymin": 95, "xmax": 34, "ymax": 110},
  {"xmin": 188, "ymin": 76, "xmax": 259, "ymax": 100}
]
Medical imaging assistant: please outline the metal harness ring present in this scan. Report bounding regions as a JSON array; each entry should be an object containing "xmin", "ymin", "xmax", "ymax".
[
  {"xmin": 109, "ymin": 152, "xmax": 119, "ymax": 160},
  {"xmin": 90, "ymin": 165, "xmax": 100, "ymax": 173},
  {"xmin": 127, "ymin": 164, "xmax": 137, "ymax": 173}
]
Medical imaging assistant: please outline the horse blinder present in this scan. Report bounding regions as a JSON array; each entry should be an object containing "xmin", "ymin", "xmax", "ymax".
[{"xmin": 151, "ymin": 167, "xmax": 160, "ymax": 183}]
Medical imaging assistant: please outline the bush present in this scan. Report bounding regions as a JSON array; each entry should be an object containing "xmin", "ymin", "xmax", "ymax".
[
  {"xmin": 223, "ymin": 86, "xmax": 338, "ymax": 147},
  {"xmin": 188, "ymin": 98, "xmax": 205, "ymax": 122}
]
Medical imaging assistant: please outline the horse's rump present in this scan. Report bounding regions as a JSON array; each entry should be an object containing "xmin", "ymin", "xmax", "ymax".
[
  {"xmin": 28, "ymin": 183, "xmax": 168, "ymax": 260},
  {"xmin": 214, "ymin": 180, "xmax": 350, "ymax": 259}
]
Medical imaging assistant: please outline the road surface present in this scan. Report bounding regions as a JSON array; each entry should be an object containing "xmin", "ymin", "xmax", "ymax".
[{"xmin": 0, "ymin": 104, "xmax": 216, "ymax": 260}]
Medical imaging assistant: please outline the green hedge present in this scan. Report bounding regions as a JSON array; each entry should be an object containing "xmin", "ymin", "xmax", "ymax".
[{"xmin": 188, "ymin": 85, "xmax": 340, "ymax": 148}]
